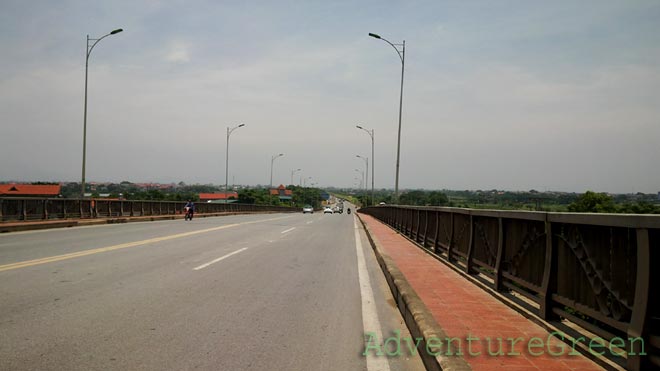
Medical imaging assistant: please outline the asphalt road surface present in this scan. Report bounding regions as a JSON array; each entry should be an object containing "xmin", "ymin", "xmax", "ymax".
[{"xmin": 0, "ymin": 212, "xmax": 426, "ymax": 371}]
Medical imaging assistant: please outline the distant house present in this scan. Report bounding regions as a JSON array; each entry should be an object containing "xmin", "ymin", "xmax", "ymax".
[
  {"xmin": 199, "ymin": 192, "xmax": 239, "ymax": 203},
  {"xmin": 269, "ymin": 185, "xmax": 293, "ymax": 201},
  {"xmin": 0, "ymin": 184, "xmax": 61, "ymax": 198}
]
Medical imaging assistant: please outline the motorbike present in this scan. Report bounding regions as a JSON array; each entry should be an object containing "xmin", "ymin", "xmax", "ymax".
[
  {"xmin": 184, "ymin": 206, "xmax": 193, "ymax": 221},
  {"xmin": 347, "ymin": 208, "xmax": 351, "ymax": 215}
]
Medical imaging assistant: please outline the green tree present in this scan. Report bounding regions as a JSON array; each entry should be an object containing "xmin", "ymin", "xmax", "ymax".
[
  {"xmin": 427, "ymin": 191, "xmax": 449, "ymax": 206},
  {"xmin": 567, "ymin": 191, "xmax": 617, "ymax": 213}
]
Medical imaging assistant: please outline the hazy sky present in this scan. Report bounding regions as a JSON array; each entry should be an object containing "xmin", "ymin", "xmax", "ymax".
[{"xmin": 1, "ymin": 0, "xmax": 659, "ymax": 193}]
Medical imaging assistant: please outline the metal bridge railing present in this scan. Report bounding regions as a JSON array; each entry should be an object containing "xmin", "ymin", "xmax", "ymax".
[
  {"xmin": 0, "ymin": 198, "xmax": 297, "ymax": 222},
  {"xmin": 359, "ymin": 205, "xmax": 660, "ymax": 371}
]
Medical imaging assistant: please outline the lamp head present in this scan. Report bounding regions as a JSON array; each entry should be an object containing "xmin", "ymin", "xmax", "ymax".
[
  {"xmin": 238, "ymin": 123, "xmax": 245, "ymax": 128},
  {"xmin": 110, "ymin": 28, "xmax": 123, "ymax": 35},
  {"xmin": 356, "ymin": 125, "xmax": 363, "ymax": 129},
  {"xmin": 368, "ymin": 33, "xmax": 381, "ymax": 39}
]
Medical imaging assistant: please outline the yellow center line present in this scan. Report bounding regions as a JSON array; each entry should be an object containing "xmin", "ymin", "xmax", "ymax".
[{"xmin": 0, "ymin": 215, "xmax": 293, "ymax": 273}]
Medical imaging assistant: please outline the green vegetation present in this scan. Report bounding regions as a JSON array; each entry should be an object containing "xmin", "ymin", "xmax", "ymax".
[
  {"xmin": 11, "ymin": 182, "xmax": 660, "ymax": 214},
  {"xmin": 568, "ymin": 191, "xmax": 660, "ymax": 214},
  {"xmin": 328, "ymin": 187, "xmax": 660, "ymax": 214}
]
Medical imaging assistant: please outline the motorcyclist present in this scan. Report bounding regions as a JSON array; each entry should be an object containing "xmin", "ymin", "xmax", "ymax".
[
  {"xmin": 184, "ymin": 200, "xmax": 195, "ymax": 220},
  {"xmin": 347, "ymin": 207, "xmax": 351, "ymax": 214}
]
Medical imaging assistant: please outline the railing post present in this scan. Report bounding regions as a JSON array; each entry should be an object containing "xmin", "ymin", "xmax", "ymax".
[
  {"xmin": 415, "ymin": 209, "xmax": 422, "ymax": 243},
  {"xmin": 433, "ymin": 210, "xmax": 440, "ymax": 254},
  {"xmin": 62, "ymin": 199, "xmax": 67, "ymax": 219},
  {"xmin": 141, "ymin": 202, "xmax": 144, "ymax": 216},
  {"xmin": 420, "ymin": 210, "xmax": 427, "ymax": 246},
  {"xmin": 0, "ymin": 199, "xmax": 4, "ymax": 221},
  {"xmin": 22, "ymin": 200, "xmax": 27, "ymax": 221},
  {"xmin": 465, "ymin": 214, "xmax": 475, "ymax": 274},
  {"xmin": 43, "ymin": 199, "xmax": 48, "ymax": 220},
  {"xmin": 539, "ymin": 221, "xmax": 557, "ymax": 320},
  {"xmin": 447, "ymin": 212, "xmax": 455, "ymax": 262},
  {"xmin": 494, "ymin": 217, "xmax": 505, "ymax": 291},
  {"xmin": 397, "ymin": 208, "xmax": 402, "ymax": 230},
  {"xmin": 159, "ymin": 201, "xmax": 162, "ymax": 216},
  {"xmin": 627, "ymin": 228, "xmax": 651, "ymax": 371}
]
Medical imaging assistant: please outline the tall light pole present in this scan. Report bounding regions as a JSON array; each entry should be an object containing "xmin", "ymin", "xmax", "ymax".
[
  {"xmin": 356, "ymin": 125, "xmax": 375, "ymax": 206},
  {"xmin": 290, "ymin": 168, "xmax": 301, "ymax": 186},
  {"xmin": 81, "ymin": 28, "xmax": 123, "ymax": 198},
  {"xmin": 356, "ymin": 155, "xmax": 369, "ymax": 204},
  {"xmin": 355, "ymin": 169, "xmax": 364, "ymax": 191},
  {"xmin": 369, "ymin": 32, "xmax": 405, "ymax": 203},
  {"xmin": 226, "ymin": 123, "xmax": 245, "ymax": 198},
  {"xmin": 269, "ymin": 153, "xmax": 284, "ymax": 189}
]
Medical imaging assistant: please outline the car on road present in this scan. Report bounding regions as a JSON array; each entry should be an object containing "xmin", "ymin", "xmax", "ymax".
[
  {"xmin": 323, "ymin": 207, "xmax": 333, "ymax": 214},
  {"xmin": 302, "ymin": 205, "xmax": 314, "ymax": 214}
]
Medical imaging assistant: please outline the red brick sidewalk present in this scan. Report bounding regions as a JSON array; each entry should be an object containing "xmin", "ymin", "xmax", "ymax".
[{"xmin": 360, "ymin": 214, "xmax": 605, "ymax": 371}]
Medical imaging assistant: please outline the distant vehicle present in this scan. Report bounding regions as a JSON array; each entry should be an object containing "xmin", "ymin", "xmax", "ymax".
[
  {"xmin": 333, "ymin": 206, "xmax": 343, "ymax": 214},
  {"xmin": 302, "ymin": 205, "xmax": 314, "ymax": 214},
  {"xmin": 379, "ymin": 202, "xmax": 386, "ymax": 205},
  {"xmin": 323, "ymin": 207, "xmax": 333, "ymax": 214}
]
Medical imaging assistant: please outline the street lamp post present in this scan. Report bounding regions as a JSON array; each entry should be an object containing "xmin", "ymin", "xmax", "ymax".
[
  {"xmin": 81, "ymin": 28, "xmax": 123, "ymax": 198},
  {"xmin": 356, "ymin": 125, "xmax": 375, "ymax": 206},
  {"xmin": 269, "ymin": 153, "xmax": 284, "ymax": 189},
  {"xmin": 225, "ymin": 123, "xmax": 245, "ymax": 199},
  {"xmin": 368, "ymin": 32, "xmax": 405, "ymax": 203},
  {"xmin": 355, "ymin": 169, "xmax": 364, "ymax": 192},
  {"xmin": 356, "ymin": 155, "xmax": 369, "ymax": 204},
  {"xmin": 290, "ymin": 168, "xmax": 301, "ymax": 186}
]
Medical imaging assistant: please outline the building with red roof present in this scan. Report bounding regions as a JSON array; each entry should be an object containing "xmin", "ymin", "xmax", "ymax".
[
  {"xmin": 199, "ymin": 192, "xmax": 239, "ymax": 203},
  {"xmin": 269, "ymin": 185, "xmax": 293, "ymax": 201},
  {"xmin": 0, "ymin": 184, "xmax": 61, "ymax": 197}
]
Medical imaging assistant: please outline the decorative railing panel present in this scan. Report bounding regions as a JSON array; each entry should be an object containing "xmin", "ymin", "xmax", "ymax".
[
  {"xmin": 451, "ymin": 212, "xmax": 471, "ymax": 259},
  {"xmin": 502, "ymin": 218, "xmax": 546, "ymax": 290},
  {"xmin": 471, "ymin": 215, "xmax": 499, "ymax": 271}
]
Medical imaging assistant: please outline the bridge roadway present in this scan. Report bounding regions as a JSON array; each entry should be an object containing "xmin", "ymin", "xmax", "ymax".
[{"xmin": 0, "ymin": 212, "xmax": 425, "ymax": 371}]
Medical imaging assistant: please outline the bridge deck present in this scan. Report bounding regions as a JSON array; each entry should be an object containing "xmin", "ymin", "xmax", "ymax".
[{"xmin": 360, "ymin": 213, "xmax": 606, "ymax": 371}]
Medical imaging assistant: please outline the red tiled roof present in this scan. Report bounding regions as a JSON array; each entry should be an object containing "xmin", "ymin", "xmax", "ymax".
[
  {"xmin": 269, "ymin": 189, "xmax": 279, "ymax": 195},
  {"xmin": 284, "ymin": 190, "xmax": 292, "ymax": 196},
  {"xmin": 199, "ymin": 192, "xmax": 238, "ymax": 200},
  {"xmin": 0, "ymin": 184, "xmax": 61, "ymax": 196}
]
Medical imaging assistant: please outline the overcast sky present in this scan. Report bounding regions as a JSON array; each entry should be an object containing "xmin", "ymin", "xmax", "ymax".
[{"xmin": 1, "ymin": 0, "xmax": 659, "ymax": 193}]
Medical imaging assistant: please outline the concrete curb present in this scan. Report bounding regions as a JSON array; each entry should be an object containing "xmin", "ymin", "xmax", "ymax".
[
  {"xmin": 0, "ymin": 211, "xmax": 284, "ymax": 234},
  {"xmin": 357, "ymin": 214, "xmax": 473, "ymax": 371}
]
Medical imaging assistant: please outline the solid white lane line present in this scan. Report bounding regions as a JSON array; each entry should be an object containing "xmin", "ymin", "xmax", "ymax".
[
  {"xmin": 354, "ymin": 217, "xmax": 391, "ymax": 371},
  {"xmin": 193, "ymin": 247, "xmax": 248, "ymax": 271},
  {"xmin": 281, "ymin": 227, "xmax": 296, "ymax": 234}
]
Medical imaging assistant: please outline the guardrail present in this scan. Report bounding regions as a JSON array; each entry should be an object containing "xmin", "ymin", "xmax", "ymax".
[
  {"xmin": 359, "ymin": 205, "xmax": 660, "ymax": 371},
  {"xmin": 0, "ymin": 197, "xmax": 297, "ymax": 222}
]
